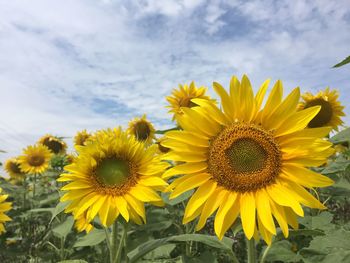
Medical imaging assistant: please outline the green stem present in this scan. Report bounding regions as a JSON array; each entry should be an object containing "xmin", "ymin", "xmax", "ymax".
[
  {"xmin": 260, "ymin": 245, "xmax": 271, "ymax": 263},
  {"xmin": 33, "ymin": 173, "xmax": 37, "ymax": 198},
  {"xmin": 114, "ymin": 223, "xmax": 128, "ymax": 263},
  {"xmin": 247, "ymin": 238, "xmax": 257, "ymax": 263},
  {"xmin": 104, "ymin": 227, "xmax": 113, "ymax": 263},
  {"xmin": 60, "ymin": 237, "xmax": 65, "ymax": 260},
  {"xmin": 111, "ymin": 221, "xmax": 119, "ymax": 262}
]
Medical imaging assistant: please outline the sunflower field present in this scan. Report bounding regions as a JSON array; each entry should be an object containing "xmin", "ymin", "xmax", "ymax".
[{"xmin": 0, "ymin": 74, "xmax": 349, "ymax": 263}]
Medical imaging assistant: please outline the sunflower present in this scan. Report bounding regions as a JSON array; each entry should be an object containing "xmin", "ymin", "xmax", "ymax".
[
  {"xmin": 127, "ymin": 115, "xmax": 156, "ymax": 145},
  {"xmin": 162, "ymin": 75, "xmax": 334, "ymax": 244},
  {"xmin": 166, "ymin": 82, "xmax": 212, "ymax": 121},
  {"xmin": 38, "ymin": 134, "xmax": 67, "ymax": 154},
  {"xmin": 74, "ymin": 130, "xmax": 91, "ymax": 146},
  {"xmin": 18, "ymin": 145, "xmax": 53, "ymax": 174},
  {"xmin": 298, "ymin": 87, "xmax": 345, "ymax": 131},
  {"xmin": 0, "ymin": 188, "xmax": 12, "ymax": 234},
  {"xmin": 4, "ymin": 158, "xmax": 26, "ymax": 181},
  {"xmin": 58, "ymin": 128, "xmax": 169, "ymax": 228}
]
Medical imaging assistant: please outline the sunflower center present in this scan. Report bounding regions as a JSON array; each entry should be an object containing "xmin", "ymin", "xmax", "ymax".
[
  {"xmin": 305, "ymin": 98, "xmax": 333, "ymax": 128},
  {"xmin": 208, "ymin": 124, "xmax": 281, "ymax": 192},
  {"xmin": 135, "ymin": 122, "xmax": 151, "ymax": 141},
  {"xmin": 28, "ymin": 155, "xmax": 45, "ymax": 167},
  {"xmin": 10, "ymin": 162, "xmax": 22, "ymax": 173},
  {"xmin": 226, "ymin": 138, "xmax": 267, "ymax": 173},
  {"xmin": 179, "ymin": 97, "xmax": 197, "ymax": 108},
  {"xmin": 96, "ymin": 158, "xmax": 130, "ymax": 187},
  {"xmin": 43, "ymin": 139, "xmax": 64, "ymax": 154}
]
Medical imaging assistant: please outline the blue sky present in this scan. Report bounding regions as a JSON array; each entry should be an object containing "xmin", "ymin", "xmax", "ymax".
[{"xmin": 0, "ymin": 0, "xmax": 349, "ymax": 166}]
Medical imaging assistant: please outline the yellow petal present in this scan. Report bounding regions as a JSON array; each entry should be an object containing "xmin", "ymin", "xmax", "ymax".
[
  {"xmin": 240, "ymin": 192, "xmax": 256, "ymax": 239},
  {"xmin": 115, "ymin": 196, "xmax": 129, "ymax": 222},
  {"xmin": 75, "ymin": 192, "xmax": 101, "ymax": 217},
  {"xmin": 258, "ymin": 214, "xmax": 273, "ymax": 245},
  {"xmin": 255, "ymin": 78, "xmax": 270, "ymax": 111},
  {"xmin": 280, "ymin": 164, "xmax": 334, "ymax": 188},
  {"xmin": 169, "ymin": 173, "xmax": 211, "ymax": 199},
  {"xmin": 184, "ymin": 181, "xmax": 217, "ymax": 222},
  {"xmin": 261, "ymin": 80, "xmax": 283, "ymax": 122},
  {"xmin": 87, "ymin": 195, "xmax": 107, "ymax": 222},
  {"xmin": 214, "ymin": 192, "xmax": 239, "ymax": 239},
  {"xmin": 275, "ymin": 106, "xmax": 321, "ymax": 137},
  {"xmin": 266, "ymin": 184, "xmax": 304, "ymax": 216},
  {"xmin": 124, "ymin": 194, "xmax": 145, "ymax": 222},
  {"xmin": 99, "ymin": 196, "xmax": 111, "ymax": 227},
  {"xmin": 191, "ymin": 98, "xmax": 229, "ymax": 125},
  {"xmin": 264, "ymin": 87, "xmax": 300, "ymax": 129},
  {"xmin": 270, "ymin": 200, "xmax": 289, "ymax": 238},
  {"xmin": 161, "ymin": 151, "xmax": 207, "ymax": 163},
  {"xmin": 196, "ymin": 188, "xmax": 228, "ymax": 231},
  {"xmin": 139, "ymin": 176, "xmax": 168, "ymax": 187},
  {"xmin": 130, "ymin": 185, "xmax": 162, "ymax": 202},
  {"xmin": 165, "ymin": 130, "xmax": 209, "ymax": 147},
  {"xmin": 162, "ymin": 162, "xmax": 208, "ymax": 179},
  {"xmin": 255, "ymin": 190, "xmax": 276, "ymax": 234},
  {"xmin": 213, "ymin": 81, "xmax": 234, "ymax": 121}
]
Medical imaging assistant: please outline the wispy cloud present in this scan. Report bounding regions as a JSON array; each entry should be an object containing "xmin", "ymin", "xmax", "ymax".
[{"xmin": 0, "ymin": 0, "xmax": 349, "ymax": 166}]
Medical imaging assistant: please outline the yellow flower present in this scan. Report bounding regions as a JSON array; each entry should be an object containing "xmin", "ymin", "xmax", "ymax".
[
  {"xmin": 162, "ymin": 75, "xmax": 334, "ymax": 244},
  {"xmin": 4, "ymin": 158, "xmax": 26, "ymax": 181},
  {"xmin": 166, "ymin": 82, "xmax": 212, "ymax": 121},
  {"xmin": 18, "ymin": 145, "xmax": 53, "ymax": 174},
  {"xmin": 127, "ymin": 115, "xmax": 156, "ymax": 146},
  {"xmin": 0, "ymin": 188, "xmax": 12, "ymax": 234},
  {"xmin": 74, "ymin": 212, "xmax": 94, "ymax": 233},
  {"xmin": 298, "ymin": 87, "xmax": 345, "ymax": 131},
  {"xmin": 38, "ymin": 134, "xmax": 67, "ymax": 154},
  {"xmin": 58, "ymin": 128, "xmax": 169, "ymax": 229},
  {"xmin": 74, "ymin": 130, "xmax": 91, "ymax": 146}
]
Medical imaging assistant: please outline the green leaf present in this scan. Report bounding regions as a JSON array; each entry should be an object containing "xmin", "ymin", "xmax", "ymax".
[
  {"xmin": 330, "ymin": 127, "xmax": 350, "ymax": 144},
  {"xmin": 50, "ymin": 201, "xmax": 69, "ymax": 223},
  {"xmin": 57, "ymin": 261, "xmax": 88, "ymax": 263},
  {"xmin": 299, "ymin": 212, "xmax": 334, "ymax": 232},
  {"xmin": 143, "ymin": 244, "xmax": 176, "ymax": 260},
  {"xmin": 162, "ymin": 190, "xmax": 194, "ymax": 205},
  {"xmin": 128, "ymin": 234, "xmax": 235, "ymax": 263},
  {"xmin": 52, "ymin": 216, "xmax": 74, "ymax": 238},
  {"xmin": 263, "ymin": 240, "xmax": 301, "ymax": 262},
  {"xmin": 29, "ymin": 208, "xmax": 54, "ymax": 214},
  {"xmin": 333, "ymin": 56, "xmax": 350, "ymax": 68},
  {"xmin": 74, "ymin": 229, "xmax": 106, "ymax": 247}
]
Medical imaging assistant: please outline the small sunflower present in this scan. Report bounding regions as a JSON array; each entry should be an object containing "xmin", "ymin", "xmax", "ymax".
[
  {"xmin": 298, "ymin": 87, "xmax": 345, "ymax": 131},
  {"xmin": 0, "ymin": 188, "xmax": 12, "ymax": 234},
  {"xmin": 4, "ymin": 158, "xmax": 26, "ymax": 181},
  {"xmin": 127, "ymin": 115, "xmax": 156, "ymax": 145},
  {"xmin": 74, "ymin": 130, "xmax": 91, "ymax": 146},
  {"xmin": 18, "ymin": 145, "xmax": 53, "ymax": 174},
  {"xmin": 166, "ymin": 82, "xmax": 212, "ymax": 121},
  {"xmin": 38, "ymin": 134, "xmax": 67, "ymax": 154},
  {"xmin": 162, "ymin": 75, "xmax": 334, "ymax": 244},
  {"xmin": 58, "ymin": 128, "xmax": 169, "ymax": 228}
]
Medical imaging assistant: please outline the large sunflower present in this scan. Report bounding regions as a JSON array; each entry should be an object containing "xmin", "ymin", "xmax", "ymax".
[
  {"xmin": 58, "ymin": 128, "xmax": 169, "ymax": 228},
  {"xmin": 4, "ymin": 158, "xmax": 26, "ymax": 181},
  {"xmin": 74, "ymin": 129, "xmax": 91, "ymax": 146},
  {"xmin": 166, "ymin": 82, "xmax": 212, "ymax": 121},
  {"xmin": 18, "ymin": 145, "xmax": 53, "ymax": 174},
  {"xmin": 162, "ymin": 75, "xmax": 334, "ymax": 244},
  {"xmin": 0, "ymin": 188, "xmax": 12, "ymax": 234},
  {"xmin": 127, "ymin": 115, "xmax": 156, "ymax": 146},
  {"xmin": 38, "ymin": 134, "xmax": 67, "ymax": 154},
  {"xmin": 298, "ymin": 87, "xmax": 345, "ymax": 131}
]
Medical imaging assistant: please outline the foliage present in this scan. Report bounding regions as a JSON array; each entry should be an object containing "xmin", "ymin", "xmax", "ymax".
[{"xmin": 333, "ymin": 56, "xmax": 350, "ymax": 68}]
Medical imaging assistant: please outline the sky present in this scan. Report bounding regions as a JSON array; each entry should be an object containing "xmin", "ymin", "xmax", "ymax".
[{"xmin": 0, "ymin": 0, "xmax": 349, "ymax": 170}]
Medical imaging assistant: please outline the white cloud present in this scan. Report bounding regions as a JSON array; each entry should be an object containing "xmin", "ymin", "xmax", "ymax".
[{"xmin": 0, "ymin": 0, "xmax": 349, "ymax": 173}]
